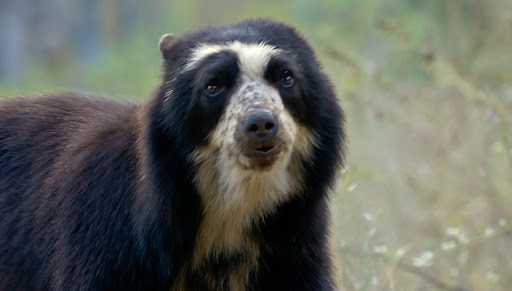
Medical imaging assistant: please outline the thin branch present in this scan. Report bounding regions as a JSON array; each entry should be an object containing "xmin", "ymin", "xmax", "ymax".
[{"xmin": 340, "ymin": 246, "xmax": 469, "ymax": 291}]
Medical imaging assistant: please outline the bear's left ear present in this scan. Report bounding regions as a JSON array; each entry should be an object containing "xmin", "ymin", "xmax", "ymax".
[{"xmin": 158, "ymin": 33, "xmax": 178, "ymax": 60}]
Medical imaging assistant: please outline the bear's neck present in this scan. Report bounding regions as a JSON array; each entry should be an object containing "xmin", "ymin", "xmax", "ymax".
[{"xmin": 171, "ymin": 142, "xmax": 305, "ymax": 289}]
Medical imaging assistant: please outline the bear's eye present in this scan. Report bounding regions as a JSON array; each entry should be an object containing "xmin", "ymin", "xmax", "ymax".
[
  {"xmin": 204, "ymin": 84, "xmax": 224, "ymax": 97},
  {"xmin": 280, "ymin": 70, "xmax": 295, "ymax": 88}
]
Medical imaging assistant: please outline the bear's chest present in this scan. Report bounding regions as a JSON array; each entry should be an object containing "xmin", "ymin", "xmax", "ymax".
[
  {"xmin": 172, "ymin": 214, "xmax": 260, "ymax": 290},
  {"xmin": 173, "ymin": 247, "xmax": 259, "ymax": 290},
  {"xmin": 172, "ymin": 201, "xmax": 261, "ymax": 290}
]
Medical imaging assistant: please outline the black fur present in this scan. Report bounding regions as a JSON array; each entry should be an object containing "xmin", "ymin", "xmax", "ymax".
[{"xmin": 0, "ymin": 19, "xmax": 345, "ymax": 290}]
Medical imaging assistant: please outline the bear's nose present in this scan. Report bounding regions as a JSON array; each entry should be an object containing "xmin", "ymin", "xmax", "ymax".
[{"xmin": 241, "ymin": 108, "xmax": 278, "ymax": 142}]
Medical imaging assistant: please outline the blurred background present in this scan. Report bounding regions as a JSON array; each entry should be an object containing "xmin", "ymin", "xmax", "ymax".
[{"xmin": 1, "ymin": 0, "xmax": 511, "ymax": 290}]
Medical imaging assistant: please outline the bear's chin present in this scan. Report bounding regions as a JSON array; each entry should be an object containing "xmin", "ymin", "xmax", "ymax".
[{"xmin": 236, "ymin": 153, "xmax": 281, "ymax": 171}]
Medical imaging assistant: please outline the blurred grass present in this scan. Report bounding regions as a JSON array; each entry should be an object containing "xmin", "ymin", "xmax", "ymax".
[{"xmin": 1, "ymin": 0, "xmax": 512, "ymax": 290}]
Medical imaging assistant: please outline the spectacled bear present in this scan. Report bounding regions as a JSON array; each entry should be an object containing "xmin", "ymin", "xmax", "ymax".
[{"xmin": 0, "ymin": 19, "xmax": 345, "ymax": 290}]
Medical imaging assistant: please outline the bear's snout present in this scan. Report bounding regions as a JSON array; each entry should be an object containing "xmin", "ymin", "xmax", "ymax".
[
  {"xmin": 241, "ymin": 108, "xmax": 278, "ymax": 142},
  {"xmin": 235, "ymin": 107, "xmax": 283, "ymax": 162}
]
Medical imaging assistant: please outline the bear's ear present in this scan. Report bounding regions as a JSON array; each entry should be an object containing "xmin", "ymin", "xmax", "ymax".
[{"xmin": 158, "ymin": 33, "xmax": 178, "ymax": 60}]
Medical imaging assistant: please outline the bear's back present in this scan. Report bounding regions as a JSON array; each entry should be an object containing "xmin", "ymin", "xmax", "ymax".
[
  {"xmin": 0, "ymin": 92, "xmax": 139, "ymax": 202},
  {"xmin": 0, "ymin": 93, "xmax": 143, "ymax": 289}
]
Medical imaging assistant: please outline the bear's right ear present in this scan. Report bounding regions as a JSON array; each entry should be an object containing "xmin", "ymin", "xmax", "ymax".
[{"xmin": 158, "ymin": 33, "xmax": 178, "ymax": 60}]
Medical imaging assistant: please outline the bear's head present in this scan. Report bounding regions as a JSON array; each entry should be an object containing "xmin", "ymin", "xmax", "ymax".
[{"xmin": 151, "ymin": 19, "xmax": 344, "ymax": 219}]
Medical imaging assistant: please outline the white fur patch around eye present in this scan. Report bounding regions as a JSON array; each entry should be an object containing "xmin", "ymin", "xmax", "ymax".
[{"xmin": 184, "ymin": 41, "xmax": 281, "ymax": 77}]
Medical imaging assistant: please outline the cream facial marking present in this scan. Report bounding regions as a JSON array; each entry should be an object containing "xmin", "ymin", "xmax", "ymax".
[
  {"xmin": 190, "ymin": 70, "xmax": 316, "ymax": 255},
  {"xmin": 184, "ymin": 41, "xmax": 317, "ymax": 289},
  {"xmin": 185, "ymin": 41, "xmax": 281, "ymax": 76},
  {"xmin": 189, "ymin": 119, "xmax": 316, "ymax": 289}
]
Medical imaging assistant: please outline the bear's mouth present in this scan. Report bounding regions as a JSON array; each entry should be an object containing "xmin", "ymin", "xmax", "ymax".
[
  {"xmin": 256, "ymin": 145, "xmax": 274, "ymax": 152},
  {"xmin": 234, "ymin": 141, "xmax": 282, "ymax": 171},
  {"xmin": 243, "ymin": 143, "xmax": 282, "ymax": 158}
]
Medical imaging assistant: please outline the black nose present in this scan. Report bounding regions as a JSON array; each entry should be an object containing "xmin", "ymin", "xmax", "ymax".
[{"xmin": 242, "ymin": 108, "xmax": 278, "ymax": 141}]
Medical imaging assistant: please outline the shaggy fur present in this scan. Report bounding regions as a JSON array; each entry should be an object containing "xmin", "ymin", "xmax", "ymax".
[{"xmin": 0, "ymin": 19, "xmax": 345, "ymax": 290}]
